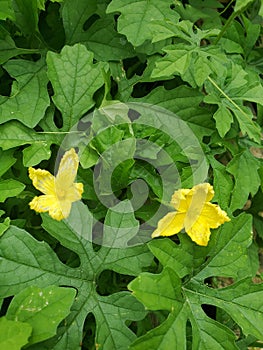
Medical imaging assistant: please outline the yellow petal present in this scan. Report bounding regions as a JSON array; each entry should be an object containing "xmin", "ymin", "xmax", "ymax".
[
  {"xmin": 186, "ymin": 219, "xmax": 212, "ymax": 246},
  {"xmin": 170, "ymin": 188, "xmax": 190, "ymax": 211},
  {"xmin": 180, "ymin": 183, "xmax": 214, "ymax": 232},
  {"xmin": 185, "ymin": 203, "xmax": 230, "ymax": 246},
  {"xmin": 152, "ymin": 211, "xmax": 185, "ymax": 238},
  {"xmin": 55, "ymin": 148, "xmax": 79, "ymax": 191},
  {"xmin": 67, "ymin": 183, "xmax": 84, "ymax": 201},
  {"xmin": 29, "ymin": 195, "xmax": 69, "ymax": 221},
  {"xmin": 192, "ymin": 183, "xmax": 214, "ymax": 202},
  {"xmin": 28, "ymin": 168, "xmax": 55, "ymax": 195},
  {"xmin": 200, "ymin": 202, "xmax": 230, "ymax": 228}
]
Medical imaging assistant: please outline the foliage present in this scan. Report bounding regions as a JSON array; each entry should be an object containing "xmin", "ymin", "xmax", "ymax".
[{"xmin": 0, "ymin": 0, "xmax": 263, "ymax": 349}]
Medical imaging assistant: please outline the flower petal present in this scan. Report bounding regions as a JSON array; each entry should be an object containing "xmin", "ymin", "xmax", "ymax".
[
  {"xmin": 200, "ymin": 202, "xmax": 230, "ymax": 229},
  {"xmin": 193, "ymin": 183, "xmax": 214, "ymax": 202},
  {"xmin": 152, "ymin": 211, "xmax": 185, "ymax": 238},
  {"xmin": 64, "ymin": 183, "xmax": 84, "ymax": 202},
  {"xmin": 170, "ymin": 188, "xmax": 190, "ymax": 211},
  {"xmin": 186, "ymin": 202, "xmax": 230, "ymax": 246},
  {"xmin": 186, "ymin": 219, "xmax": 211, "ymax": 246},
  {"xmin": 28, "ymin": 168, "xmax": 55, "ymax": 195},
  {"xmin": 55, "ymin": 148, "xmax": 79, "ymax": 191},
  {"xmin": 29, "ymin": 195, "xmax": 69, "ymax": 221}
]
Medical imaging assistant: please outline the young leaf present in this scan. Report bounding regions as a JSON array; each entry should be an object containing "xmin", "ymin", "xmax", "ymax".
[
  {"xmin": 234, "ymin": 0, "xmax": 254, "ymax": 12},
  {"xmin": 22, "ymin": 142, "xmax": 51, "ymax": 167},
  {"xmin": 6, "ymin": 285, "xmax": 76, "ymax": 346},
  {"xmin": 0, "ymin": 316, "xmax": 32, "ymax": 350},
  {"xmin": 0, "ymin": 1, "xmax": 15, "ymax": 20},
  {"xmin": 46, "ymin": 44, "xmax": 108, "ymax": 130},
  {"xmin": 204, "ymin": 65, "xmax": 263, "ymax": 143},
  {"xmin": 0, "ymin": 179, "xmax": 25, "ymax": 202}
]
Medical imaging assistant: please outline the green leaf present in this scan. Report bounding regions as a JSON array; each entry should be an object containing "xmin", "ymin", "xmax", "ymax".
[
  {"xmin": 130, "ymin": 85, "xmax": 215, "ymax": 138},
  {"xmin": 0, "ymin": 0, "xmax": 15, "ymax": 20},
  {"xmin": 0, "ymin": 25, "xmax": 39, "ymax": 64},
  {"xmin": 194, "ymin": 214, "xmax": 253, "ymax": 281},
  {"xmin": 129, "ymin": 215, "xmax": 259, "ymax": 350},
  {"xmin": 46, "ymin": 44, "xmax": 108, "ymax": 130},
  {"xmin": 0, "ymin": 179, "xmax": 25, "ymax": 202},
  {"xmin": 12, "ymin": 0, "xmax": 39, "ymax": 36},
  {"xmin": 0, "ymin": 149, "xmax": 16, "ymax": 177},
  {"xmin": 22, "ymin": 142, "xmax": 51, "ymax": 167},
  {"xmin": 0, "ymin": 59, "xmax": 50, "ymax": 128},
  {"xmin": 213, "ymin": 105, "xmax": 233, "ymax": 138},
  {"xmin": 0, "ymin": 121, "xmax": 61, "ymax": 150},
  {"xmin": 151, "ymin": 22, "xmax": 225, "ymax": 87},
  {"xmin": 6, "ymin": 285, "xmax": 76, "ymax": 345},
  {"xmin": 130, "ymin": 267, "xmax": 238, "ymax": 350},
  {"xmin": 209, "ymin": 157, "xmax": 233, "ymax": 210},
  {"xmin": 204, "ymin": 66, "xmax": 263, "ymax": 143},
  {"xmin": 61, "ymin": 0, "xmax": 97, "ymax": 44},
  {"xmin": 0, "ymin": 217, "xmax": 10, "ymax": 237},
  {"xmin": 234, "ymin": 0, "xmax": 254, "ymax": 12},
  {"xmin": 0, "ymin": 203, "xmax": 152, "ymax": 349},
  {"xmin": 106, "ymin": 0, "xmax": 176, "ymax": 46},
  {"xmin": 0, "ymin": 316, "xmax": 32, "ymax": 350},
  {"xmin": 226, "ymin": 149, "xmax": 261, "ymax": 211},
  {"xmin": 102, "ymin": 200, "xmax": 139, "ymax": 248},
  {"xmin": 85, "ymin": 16, "xmax": 135, "ymax": 61}
]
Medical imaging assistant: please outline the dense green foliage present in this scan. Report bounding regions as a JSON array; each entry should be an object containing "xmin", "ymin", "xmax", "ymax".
[{"xmin": 0, "ymin": 0, "xmax": 263, "ymax": 349}]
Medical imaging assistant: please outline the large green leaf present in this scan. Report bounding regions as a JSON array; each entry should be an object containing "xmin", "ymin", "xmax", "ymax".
[
  {"xmin": 12, "ymin": 0, "xmax": 39, "ymax": 36},
  {"xmin": 129, "ymin": 214, "xmax": 261, "ymax": 350},
  {"xmin": 106, "ymin": 0, "xmax": 178, "ymax": 46},
  {"xmin": 0, "ymin": 59, "xmax": 50, "ymax": 127},
  {"xmin": 61, "ymin": 0, "xmax": 97, "ymax": 44},
  {"xmin": 0, "ymin": 25, "xmax": 39, "ymax": 64},
  {"xmin": 85, "ymin": 16, "xmax": 135, "ymax": 61},
  {"xmin": 46, "ymin": 44, "xmax": 108, "ymax": 130},
  {"xmin": 130, "ymin": 85, "xmax": 215, "ymax": 138},
  {"xmin": 0, "ymin": 202, "xmax": 152, "ymax": 349}
]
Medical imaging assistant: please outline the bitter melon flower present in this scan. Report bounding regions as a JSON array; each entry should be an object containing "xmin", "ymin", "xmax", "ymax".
[
  {"xmin": 28, "ymin": 148, "xmax": 83, "ymax": 221},
  {"xmin": 152, "ymin": 183, "xmax": 230, "ymax": 246}
]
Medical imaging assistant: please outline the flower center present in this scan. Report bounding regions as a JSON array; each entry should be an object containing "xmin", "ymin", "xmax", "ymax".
[{"xmin": 56, "ymin": 188, "xmax": 66, "ymax": 200}]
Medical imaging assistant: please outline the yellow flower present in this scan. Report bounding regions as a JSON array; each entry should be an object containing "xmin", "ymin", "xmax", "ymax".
[
  {"xmin": 152, "ymin": 183, "xmax": 230, "ymax": 246},
  {"xmin": 28, "ymin": 148, "xmax": 83, "ymax": 221}
]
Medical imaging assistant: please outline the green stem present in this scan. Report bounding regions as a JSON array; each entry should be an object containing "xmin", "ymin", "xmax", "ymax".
[
  {"xmin": 207, "ymin": 76, "xmax": 245, "ymax": 117},
  {"xmin": 207, "ymin": 76, "xmax": 259, "ymax": 134},
  {"xmin": 214, "ymin": 9, "xmax": 239, "ymax": 45}
]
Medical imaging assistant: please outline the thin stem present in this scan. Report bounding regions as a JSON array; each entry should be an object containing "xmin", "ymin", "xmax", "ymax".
[
  {"xmin": 207, "ymin": 76, "xmax": 258, "ymax": 131},
  {"xmin": 219, "ymin": 0, "xmax": 235, "ymax": 16},
  {"xmin": 38, "ymin": 131, "xmax": 82, "ymax": 134},
  {"xmin": 214, "ymin": 9, "xmax": 239, "ymax": 45}
]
